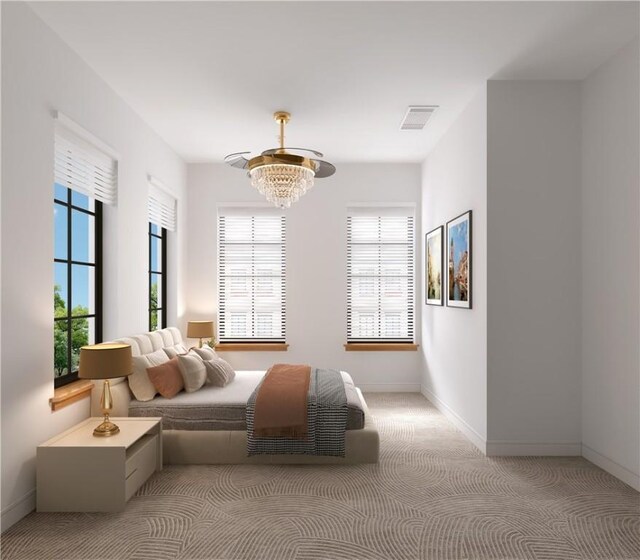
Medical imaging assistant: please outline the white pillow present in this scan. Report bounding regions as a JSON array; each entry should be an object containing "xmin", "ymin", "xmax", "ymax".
[
  {"xmin": 176, "ymin": 354, "xmax": 207, "ymax": 393},
  {"xmin": 203, "ymin": 356, "xmax": 236, "ymax": 387},
  {"xmin": 129, "ymin": 348, "xmax": 169, "ymax": 401},
  {"xmin": 192, "ymin": 346, "xmax": 217, "ymax": 360},
  {"xmin": 164, "ymin": 343, "xmax": 188, "ymax": 359}
]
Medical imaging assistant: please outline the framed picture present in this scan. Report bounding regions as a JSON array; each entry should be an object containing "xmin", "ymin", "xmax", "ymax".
[
  {"xmin": 426, "ymin": 226, "xmax": 444, "ymax": 306},
  {"xmin": 446, "ymin": 210, "xmax": 472, "ymax": 309}
]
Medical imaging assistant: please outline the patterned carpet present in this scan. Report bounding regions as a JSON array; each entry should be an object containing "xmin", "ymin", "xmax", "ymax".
[{"xmin": 2, "ymin": 393, "xmax": 639, "ymax": 560}]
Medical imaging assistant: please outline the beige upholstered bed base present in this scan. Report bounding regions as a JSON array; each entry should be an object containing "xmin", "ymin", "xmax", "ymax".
[
  {"xmin": 162, "ymin": 388, "xmax": 379, "ymax": 465},
  {"xmin": 90, "ymin": 328, "xmax": 380, "ymax": 465}
]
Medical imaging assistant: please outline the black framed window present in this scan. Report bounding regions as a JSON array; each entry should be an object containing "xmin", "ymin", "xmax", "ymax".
[
  {"xmin": 54, "ymin": 184, "xmax": 102, "ymax": 388},
  {"xmin": 149, "ymin": 222, "xmax": 167, "ymax": 331}
]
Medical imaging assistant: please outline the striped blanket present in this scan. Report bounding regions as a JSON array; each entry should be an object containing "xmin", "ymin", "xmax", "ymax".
[{"xmin": 246, "ymin": 368, "xmax": 348, "ymax": 457}]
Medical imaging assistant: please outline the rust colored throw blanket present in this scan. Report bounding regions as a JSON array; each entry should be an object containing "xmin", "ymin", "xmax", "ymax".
[{"xmin": 253, "ymin": 364, "xmax": 311, "ymax": 438}]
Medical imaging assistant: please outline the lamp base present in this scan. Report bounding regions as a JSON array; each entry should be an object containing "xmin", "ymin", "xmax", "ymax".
[
  {"xmin": 93, "ymin": 418, "xmax": 120, "ymax": 437},
  {"xmin": 93, "ymin": 380, "xmax": 120, "ymax": 437}
]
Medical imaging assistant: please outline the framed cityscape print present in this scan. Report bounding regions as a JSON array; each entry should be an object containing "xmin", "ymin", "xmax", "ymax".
[
  {"xmin": 446, "ymin": 210, "xmax": 472, "ymax": 309},
  {"xmin": 426, "ymin": 226, "xmax": 444, "ymax": 306}
]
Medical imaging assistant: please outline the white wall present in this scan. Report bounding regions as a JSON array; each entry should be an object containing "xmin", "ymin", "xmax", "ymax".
[
  {"xmin": 581, "ymin": 38, "xmax": 639, "ymax": 490},
  {"xmin": 186, "ymin": 163, "xmax": 422, "ymax": 391},
  {"xmin": 486, "ymin": 81, "xmax": 582, "ymax": 454},
  {"xmin": 420, "ymin": 62, "xmax": 639, "ymax": 486},
  {"xmin": 1, "ymin": 3, "xmax": 187, "ymax": 530},
  {"xmin": 421, "ymin": 81, "xmax": 584, "ymax": 456},
  {"xmin": 420, "ymin": 86, "xmax": 488, "ymax": 449}
]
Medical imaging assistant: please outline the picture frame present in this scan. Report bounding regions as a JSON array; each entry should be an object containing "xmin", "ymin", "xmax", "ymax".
[
  {"xmin": 446, "ymin": 210, "xmax": 472, "ymax": 309},
  {"xmin": 425, "ymin": 225, "xmax": 444, "ymax": 306}
]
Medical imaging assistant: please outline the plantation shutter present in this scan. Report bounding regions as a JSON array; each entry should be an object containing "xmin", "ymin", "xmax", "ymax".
[
  {"xmin": 347, "ymin": 207, "xmax": 415, "ymax": 343},
  {"xmin": 218, "ymin": 208, "xmax": 286, "ymax": 342},
  {"xmin": 54, "ymin": 114, "xmax": 118, "ymax": 205},
  {"xmin": 148, "ymin": 176, "xmax": 177, "ymax": 232}
]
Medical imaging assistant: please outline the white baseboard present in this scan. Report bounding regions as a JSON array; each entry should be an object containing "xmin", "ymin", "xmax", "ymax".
[
  {"xmin": 360, "ymin": 383, "xmax": 422, "ymax": 392},
  {"xmin": 486, "ymin": 441, "xmax": 581, "ymax": 456},
  {"xmin": 420, "ymin": 385, "xmax": 486, "ymax": 454},
  {"xmin": 1, "ymin": 488, "xmax": 35, "ymax": 533},
  {"xmin": 582, "ymin": 444, "xmax": 640, "ymax": 491}
]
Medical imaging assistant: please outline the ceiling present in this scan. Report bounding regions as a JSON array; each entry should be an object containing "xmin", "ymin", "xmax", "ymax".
[{"xmin": 30, "ymin": 1, "xmax": 639, "ymax": 163}]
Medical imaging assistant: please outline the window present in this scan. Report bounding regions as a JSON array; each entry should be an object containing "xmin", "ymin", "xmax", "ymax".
[
  {"xmin": 53, "ymin": 113, "xmax": 116, "ymax": 387},
  {"xmin": 147, "ymin": 176, "xmax": 176, "ymax": 331},
  {"xmin": 347, "ymin": 208, "xmax": 415, "ymax": 343},
  {"xmin": 149, "ymin": 223, "xmax": 167, "ymax": 331},
  {"xmin": 218, "ymin": 210, "xmax": 286, "ymax": 343},
  {"xmin": 53, "ymin": 185, "xmax": 102, "ymax": 387}
]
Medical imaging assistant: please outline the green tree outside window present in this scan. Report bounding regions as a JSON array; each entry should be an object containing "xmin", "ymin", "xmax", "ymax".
[
  {"xmin": 54, "ymin": 284, "xmax": 89, "ymax": 377},
  {"xmin": 150, "ymin": 283, "xmax": 158, "ymax": 331}
]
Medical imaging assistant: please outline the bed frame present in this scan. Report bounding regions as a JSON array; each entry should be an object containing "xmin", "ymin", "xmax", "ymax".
[{"xmin": 90, "ymin": 328, "xmax": 380, "ymax": 465}]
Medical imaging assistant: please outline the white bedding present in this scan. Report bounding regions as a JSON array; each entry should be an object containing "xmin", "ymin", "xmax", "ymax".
[
  {"xmin": 144, "ymin": 370, "xmax": 266, "ymax": 407},
  {"xmin": 128, "ymin": 370, "xmax": 365, "ymax": 431},
  {"xmin": 131, "ymin": 370, "xmax": 356, "ymax": 407}
]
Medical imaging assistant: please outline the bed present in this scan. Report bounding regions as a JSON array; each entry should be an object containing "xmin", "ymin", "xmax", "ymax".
[{"xmin": 89, "ymin": 328, "xmax": 380, "ymax": 465}]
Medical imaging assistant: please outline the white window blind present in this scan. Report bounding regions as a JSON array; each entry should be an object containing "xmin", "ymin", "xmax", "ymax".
[
  {"xmin": 148, "ymin": 176, "xmax": 177, "ymax": 232},
  {"xmin": 347, "ymin": 207, "xmax": 415, "ymax": 343},
  {"xmin": 54, "ymin": 116, "xmax": 118, "ymax": 205},
  {"xmin": 218, "ymin": 208, "xmax": 286, "ymax": 342}
]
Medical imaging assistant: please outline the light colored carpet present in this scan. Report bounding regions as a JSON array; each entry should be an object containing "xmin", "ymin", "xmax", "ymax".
[{"xmin": 2, "ymin": 393, "xmax": 639, "ymax": 560}]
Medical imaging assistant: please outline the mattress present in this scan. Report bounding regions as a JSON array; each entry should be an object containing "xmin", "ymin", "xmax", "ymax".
[{"xmin": 129, "ymin": 370, "xmax": 365, "ymax": 431}]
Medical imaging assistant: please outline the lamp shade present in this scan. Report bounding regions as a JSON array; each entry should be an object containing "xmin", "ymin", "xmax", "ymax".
[
  {"xmin": 78, "ymin": 343, "xmax": 133, "ymax": 380},
  {"xmin": 187, "ymin": 321, "xmax": 214, "ymax": 339}
]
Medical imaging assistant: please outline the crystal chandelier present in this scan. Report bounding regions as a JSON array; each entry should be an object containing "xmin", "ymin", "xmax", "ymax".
[
  {"xmin": 250, "ymin": 163, "xmax": 315, "ymax": 209},
  {"xmin": 224, "ymin": 111, "xmax": 335, "ymax": 209}
]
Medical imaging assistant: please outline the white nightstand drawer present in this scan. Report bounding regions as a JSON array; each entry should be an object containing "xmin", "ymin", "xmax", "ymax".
[
  {"xmin": 125, "ymin": 434, "xmax": 157, "ymax": 500},
  {"xmin": 126, "ymin": 433, "xmax": 157, "ymax": 476}
]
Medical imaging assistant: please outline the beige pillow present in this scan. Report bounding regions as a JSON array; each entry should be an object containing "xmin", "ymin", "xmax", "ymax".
[
  {"xmin": 164, "ymin": 344, "xmax": 188, "ymax": 359},
  {"xmin": 192, "ymin": 346, "xmax": 217, "ymax": 360},
  {"xmin": 146, "ymin": 358, "xmax": 184, "ymax": 398},
  {"xmin": 129, "ymin": 348, "xmax": 169, "ymax": 401},
  {"xmin": 176, "ymin": 353, "xmax": 207, "ymax": 393},
  {"xmin": 203, "ymin": 356, "xmax": 236, "ymax": 387}
]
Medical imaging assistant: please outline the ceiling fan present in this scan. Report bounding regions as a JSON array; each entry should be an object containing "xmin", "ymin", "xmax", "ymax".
[{"xmin": 224, "ymin": 111, "xmax": 336, "ymax": 208}]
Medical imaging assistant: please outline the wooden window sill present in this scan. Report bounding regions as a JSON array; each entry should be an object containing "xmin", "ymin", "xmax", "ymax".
[
  {"xmin": 344, "ymin": 343, "xmax": 419, "ymax": 352},
  {"xmin": 214, "ymin": 343, "xmax": 289, "ymax": 352},
  {"xmin": 50, "ymin": 379, "xmax": 94, "ymax": 411}
]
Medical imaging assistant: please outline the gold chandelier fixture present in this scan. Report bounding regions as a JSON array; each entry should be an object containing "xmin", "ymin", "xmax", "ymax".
[{"xmin": 224, "ymin": 112, "xmax": 336, "ymax": 209}]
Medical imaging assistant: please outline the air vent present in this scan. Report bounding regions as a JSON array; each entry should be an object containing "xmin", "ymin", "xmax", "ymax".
[{"xmin": 400, "ymin": 106, "xmax": 438, "ymax": 130}]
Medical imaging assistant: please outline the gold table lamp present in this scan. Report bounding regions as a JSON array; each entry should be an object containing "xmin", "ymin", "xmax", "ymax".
[
  {"xmin": 79, "ymin": 343, "xmax": 133, "ymax": 437},
  {"xmin": 187, "ymin": 320, "xmax": 214, "ymax": 348}
]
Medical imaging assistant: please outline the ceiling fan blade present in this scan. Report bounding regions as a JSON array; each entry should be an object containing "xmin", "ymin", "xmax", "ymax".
[
  {"xmin": 261, "ymin": 147, "xmax": 324, "ymax": 158},
  {"xmin": 224, "ymin": 151, "xmax": 251, "ymax": 169},
  {"xmin": 313, "ymin": 160, "xmax": 336, "ymax": 179}
]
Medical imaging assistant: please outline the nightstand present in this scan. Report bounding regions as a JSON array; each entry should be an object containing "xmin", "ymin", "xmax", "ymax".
[{"xmin": 37, "ymin": 417, "xmax": 162, "ymax": 512}]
